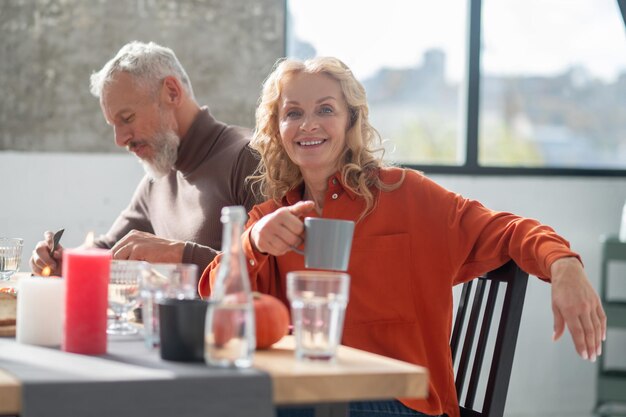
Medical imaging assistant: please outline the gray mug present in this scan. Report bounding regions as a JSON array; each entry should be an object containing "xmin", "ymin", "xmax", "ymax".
[{"xmin": 292, "ymin": 217, "xmax": 355, "ymax": 271}]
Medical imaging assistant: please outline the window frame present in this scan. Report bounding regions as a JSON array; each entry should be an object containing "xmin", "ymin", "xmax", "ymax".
[{"xmin": 283, "ymin": 0, "xmax": 626, "ymax": 177}]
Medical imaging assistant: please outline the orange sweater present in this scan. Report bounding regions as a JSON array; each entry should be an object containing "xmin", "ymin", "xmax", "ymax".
[{"xmin": 199, "ymin": 168, "xmax": 578, "ymax": 417}]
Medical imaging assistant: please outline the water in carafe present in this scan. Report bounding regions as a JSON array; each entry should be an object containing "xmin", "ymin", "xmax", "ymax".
[{"xmin": 204, "ymin": 206, "xmax": 255, "ymax": 368}]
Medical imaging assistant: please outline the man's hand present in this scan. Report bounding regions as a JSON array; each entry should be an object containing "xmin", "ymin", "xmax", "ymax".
[
  {"xmin": 251, "ymin": 201, "xmax": 315, "ymax": 256},
  {"xmin": 111, "ymin": 230, "xmax": 185, "ymax": 264},
  {"xmin": 29, "ymin": 231, "xmax": 64, "ymax": 276},
  {"xmin": 551, "ymin": 256, "xmax": 606, "ymax": 362}
]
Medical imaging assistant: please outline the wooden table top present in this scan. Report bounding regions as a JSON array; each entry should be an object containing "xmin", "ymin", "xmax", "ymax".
[
  {"xmin": 0, "ymin": 335, "xmax": 427, "ymax": 414},
  {"xmin": 0, "ymin": 367, "xmax": 20, "ymax": 414},
  {"xmin": 255, "ymin": 337, "xmax": 428, "ymax": 404}
]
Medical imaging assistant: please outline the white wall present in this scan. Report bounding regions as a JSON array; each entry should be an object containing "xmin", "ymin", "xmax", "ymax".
[
  {"xmin": 1, "ymin": 152, "xmax": 144, "ymax": 254},
  {"xmin": 2, "ymin": 151, "xmax": 625, "ymax": 416}
]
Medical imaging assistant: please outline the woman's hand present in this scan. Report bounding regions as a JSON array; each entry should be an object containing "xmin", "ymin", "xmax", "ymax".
[
  {"xmin": 551, "ymin": 257, "xmax": 606, "ymax": 362},
  {"xmin": 251, "ymin": 201, "xmax": 315, "ymax": 256}
]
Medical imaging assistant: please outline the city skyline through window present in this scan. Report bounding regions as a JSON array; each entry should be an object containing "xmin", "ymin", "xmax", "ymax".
[
  {"xmin": 286, "ymin": 0, "xmax": 626, "ymax": 172},
  {"xmin": 480, "ymin": 0, "xmax": 626, "ymax": 169}
]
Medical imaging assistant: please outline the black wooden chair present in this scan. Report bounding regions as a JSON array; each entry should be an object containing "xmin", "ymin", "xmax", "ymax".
[{"xmin": 450, "ymin": 260, "xmax": 529, "ymax": 417}]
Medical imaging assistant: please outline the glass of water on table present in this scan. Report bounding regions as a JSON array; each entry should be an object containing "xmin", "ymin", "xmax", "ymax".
[
  {"xmin": 140, "ymin": 263, "xmax": 198, "ymax": 349},
  {"xmin": 287, "ymin": 270, "xmax": 350, "ymax": 361}
]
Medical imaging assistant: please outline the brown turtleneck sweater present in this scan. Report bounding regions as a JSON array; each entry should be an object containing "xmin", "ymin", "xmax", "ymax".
[{"xmin": 95, "ymin": 107, "xmax": 260, "ymax": 270}]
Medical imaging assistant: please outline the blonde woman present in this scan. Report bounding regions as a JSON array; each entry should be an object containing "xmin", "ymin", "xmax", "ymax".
[{"xmin": 199, "ymin": 57, "xmax": 604, "ymax": 417}]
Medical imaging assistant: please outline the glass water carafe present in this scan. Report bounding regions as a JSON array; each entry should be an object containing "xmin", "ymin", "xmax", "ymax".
[{"xmin": 204, "ymin": 206, "xmax": 255, "ymax": 368}]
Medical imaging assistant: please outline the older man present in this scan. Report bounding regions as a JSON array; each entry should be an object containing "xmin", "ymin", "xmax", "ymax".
[{"xmin": 30, "ymin": 41, "xmax": 260, "ymax": 274}]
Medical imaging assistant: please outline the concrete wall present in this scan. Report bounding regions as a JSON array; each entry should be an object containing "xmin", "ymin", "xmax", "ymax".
[{"xmin": 0, "ymin": 0, "xmax": 284, "ymax": 152}]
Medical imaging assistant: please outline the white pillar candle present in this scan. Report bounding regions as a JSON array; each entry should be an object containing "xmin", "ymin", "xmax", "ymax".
[{"xmin": 16, "ymin": 276, "xmax": 65, "ymax": 346}]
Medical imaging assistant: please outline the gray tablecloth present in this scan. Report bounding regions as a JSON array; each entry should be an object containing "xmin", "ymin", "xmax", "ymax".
[{"xmin": 0, "ymin": 336, "xmax": 274, "ymax": 417}]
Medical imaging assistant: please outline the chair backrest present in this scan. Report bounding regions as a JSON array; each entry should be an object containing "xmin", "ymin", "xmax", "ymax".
[{"xmin": 450, "ymin": 260, "xmax": 529, "ymax": 417}]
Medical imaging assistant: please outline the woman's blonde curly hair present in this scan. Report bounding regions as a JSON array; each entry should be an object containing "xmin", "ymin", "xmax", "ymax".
[{"xmin": 249, "ymin": 56, "xmax": 403, "ymax": 221}]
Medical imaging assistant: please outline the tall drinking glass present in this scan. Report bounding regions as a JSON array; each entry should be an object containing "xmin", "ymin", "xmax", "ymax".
[
  {"xmin": 287, "ymin": 271, "xmax": 350, "ymax": 361},
  {"xmin": 140, "ymin": 263, "xmax": 198, "ymax": 349},
  {"xmin": 0, "ymin": 238, "xmax": 23, "ymax": 281},
  {"xmin": 108, "ymin": 260, "xmax": 147, "ymax": 335}
]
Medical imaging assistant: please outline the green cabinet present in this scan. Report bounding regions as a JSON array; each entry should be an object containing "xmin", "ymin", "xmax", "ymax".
[{"xmin": 596, "ymin": 236, "xmax": 626, "ymax": 416}]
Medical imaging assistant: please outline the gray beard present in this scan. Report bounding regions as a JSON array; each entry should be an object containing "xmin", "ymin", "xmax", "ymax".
[{"xmin": 141, "ymin": 129, "xmax": 180, "ymax": 179}]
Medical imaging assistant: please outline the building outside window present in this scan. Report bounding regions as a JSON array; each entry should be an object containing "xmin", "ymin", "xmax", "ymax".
[{"xmin": 286, "ymin": 0, "xmax": 626, "ymax": 174}]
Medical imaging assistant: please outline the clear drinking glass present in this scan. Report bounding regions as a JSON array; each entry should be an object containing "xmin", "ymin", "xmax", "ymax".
[
  {"xmin": 140, "ymin": 263, "xmax": 198, "ymax": 349},
  {"xmin": 107, "ymin": 260, "xmax": 148, "ymax": 335},
  {"xmin": 0, "ymin": 238, "xmax": 23, "ymax": 281},
  {"xmin": 287, "ymin": 271, "xmax": 350, "ymax": 361}
]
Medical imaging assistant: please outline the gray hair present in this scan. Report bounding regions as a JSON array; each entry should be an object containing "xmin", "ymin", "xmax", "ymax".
[{"xmin": 89, "ymin": 41, "xmax": 195, "ymax": 99}]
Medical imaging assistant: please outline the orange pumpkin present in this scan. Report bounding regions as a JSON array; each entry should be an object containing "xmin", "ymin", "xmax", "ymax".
[{"xmin": 253, "ymin": 292, "xmax": 290, "ymax": 350}]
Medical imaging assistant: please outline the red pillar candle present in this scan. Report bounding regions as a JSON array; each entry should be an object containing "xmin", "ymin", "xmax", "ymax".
[{"xmin": 62, "ymin": 247, "xmax": 111, "ymax": 354}]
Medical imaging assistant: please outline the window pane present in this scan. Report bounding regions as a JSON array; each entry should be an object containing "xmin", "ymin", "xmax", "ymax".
[
  {"xmin": 286, "ymin": 0, "xmax": 467, "ymax": 165},
  {"xmin": 480, "ymin": 0, "xmax": 626, "ymax": 169}
]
